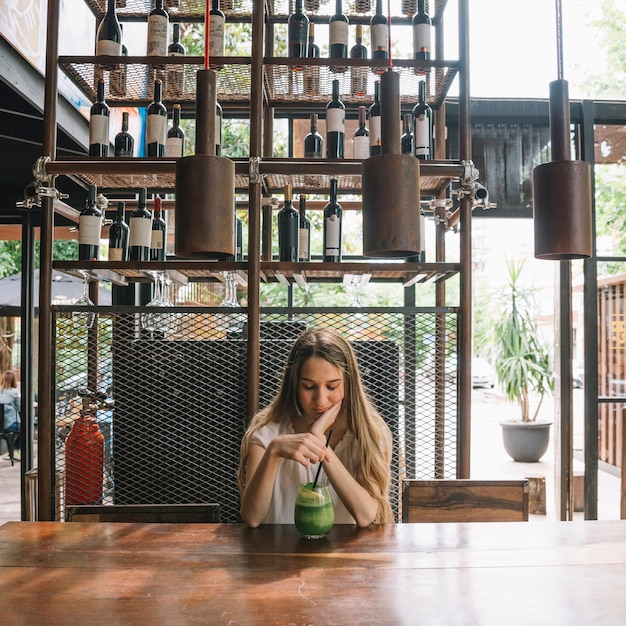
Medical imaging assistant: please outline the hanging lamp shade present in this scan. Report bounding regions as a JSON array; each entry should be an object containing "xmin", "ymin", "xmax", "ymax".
[
  {"xmin": 362, "ymin": 69, "xmax": 421, "ymax": 258},
  {"xmin": 532, "ymin": 80, "xmax": 592, "ymax": 260},
  {"xmin": 175, "ymin": 69, "xmax": 235, "ymax": 259}
]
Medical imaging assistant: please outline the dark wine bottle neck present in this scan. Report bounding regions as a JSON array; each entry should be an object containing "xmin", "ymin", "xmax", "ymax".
[
  {"xmin": 376, "ymin": 0, "xmax": 383, "ymax": 14},
  {"xmin": 329, "ymin": 179, "xmax": 338, "ymax": 201},
  {"xmin": 335, "ymin": 0, "xmax": 343, "ymax": 16},
  {"xmin": 116, "ymin": 203, "xmax": 125, "ymax": 219},
  {"xmin": 310, "ymin": 114, "xmax": 317, "ymax": 132},
  {"xmin": 332, "ymin": 80, "xmax": 340, "ymax": 100},
  {"xmin": 97, "ymin": 80, "xmax": 105, "ymax": 102},
  {"xmin": 107, "ymin": 0, "xmax": 117, "ymax": 16},
  {"xmin": 88, "ymin": 186, "xmax": 97, "ymax": 206},
  {"xmin": 418, "ymin": 0, "xmax": 426, "ymax": 13},
  {"xmin": 153, "ymin": 81, "xmax": 162, "ymax": 102}
]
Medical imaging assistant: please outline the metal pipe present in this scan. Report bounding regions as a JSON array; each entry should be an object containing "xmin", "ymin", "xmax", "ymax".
[
  {"xmin": 19, "ymin": 207, "xmax": 35, "ymax": 520},
  {"xmin": 457, "ymin": 0, "xmax": 472, "ymax": 478},
  {"xmin": 38, "ymin": 0, "xmax": 61, "ymax": 521},
  {"xmin": 246, "ymin": 0, "xmax": 264, "ymax": 418}
]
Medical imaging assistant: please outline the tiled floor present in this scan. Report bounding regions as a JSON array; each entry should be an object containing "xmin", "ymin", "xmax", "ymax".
[{"xmin": 0, "ymin": 388, "xmax": 622, "ymax": 523}]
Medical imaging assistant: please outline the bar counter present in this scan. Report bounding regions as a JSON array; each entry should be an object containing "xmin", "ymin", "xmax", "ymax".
[{"xmin": 1, "ymin": 521, "xmax": 626, "ymax": 624}]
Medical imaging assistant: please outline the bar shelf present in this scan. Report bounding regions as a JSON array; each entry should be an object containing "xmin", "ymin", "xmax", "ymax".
[{"xmin": 53, "ymin": 260, "xmax": 460, "ymax": 286}]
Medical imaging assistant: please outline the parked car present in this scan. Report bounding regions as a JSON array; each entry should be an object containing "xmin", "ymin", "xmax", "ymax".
[{"xmin": 471, "ymin": 357, "xmax": 496, "ymax": 389}]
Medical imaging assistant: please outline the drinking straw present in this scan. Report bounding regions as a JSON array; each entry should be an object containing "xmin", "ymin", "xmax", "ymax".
[{"xmin": 312, "ymin": 429, "xmax": 333, "ymax": 490}]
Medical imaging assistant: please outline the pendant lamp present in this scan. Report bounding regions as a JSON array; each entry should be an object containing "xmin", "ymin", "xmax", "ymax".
[
  {"xmin": 175, "ymin": 1, "xmax": 235, "ymax": 259},
  {"xmin": 533, "ymin": 0, "xmax": 592, "ymax": 260}
]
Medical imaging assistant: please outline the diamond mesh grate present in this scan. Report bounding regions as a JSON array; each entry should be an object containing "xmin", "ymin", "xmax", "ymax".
[{"xmin": 53, "ymin": 304, "xmax": 458, "ymax": 522}]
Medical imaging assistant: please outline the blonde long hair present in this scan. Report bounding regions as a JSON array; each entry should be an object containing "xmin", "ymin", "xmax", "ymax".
[{"xmin": 238, "ymin": 327, "xmax": 394, "ymax": 523}]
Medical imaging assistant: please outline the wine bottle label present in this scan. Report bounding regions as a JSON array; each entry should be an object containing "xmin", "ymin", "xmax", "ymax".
[
  {"xmin": 89, "ymin": 115, "xmax": 109, "ymax": 146},
  {"xmin": 326, "ymin": 108, "xmax": 345, "ymax": 133},
  {"xmin": 209, "ymin": 16, "xmax": 225, "ymax": 57},
  {"xmin": 109, "ymin": 247, "xmax": 123, "ymax": 261},
  {"xmin": 96, "ymin": 40, "xmax": 122, "ymax": 56},
  {"xmin": 147, "ymin": 15, "xmax": 169, "ymax": 56},
  {"xmin": 151, "ymin": 231, "xmax": 164, "ymax": 250},
  {"xmin": 415, "ymin": 117, "xmax": 431, "ymax": 156},
  {"xmin": 79, "ymin": 215, "xmax": 102, "ymax": 246},
  {"xmin": 413, "ymin": 23, "xmax": 431, "ymax": 56},
  {"xmin": 147, "ymin": 114, "xmax": 167, "ymax": 145},
  {"xmin": 353, "ymin": 135, "xmax": 369, "ymax": 159},
  {"xmin": 371, "ymin": 24, "xmax": 387, "ymax": 53},
  {"xmin": 215, "ymin": 114, "xmax": 222, "ymax": 148},
  {"xmin": 325, "ymin": 215, "xmax": 341, "ymax": 254},
  {"xmin": 329, "ymin": 21, "xmax": 349, "ymax": 45},
  {"xmin": 129, "ymin": 217, "xmax": 153, "ymax": 247},
  {"xmin": 166, "ymin": 137, "xmax": 183, "ymax": 157},
  {"xmin": 369, "ymin": 117, "xmax": 381, "ymax": 147},
  {"xmin": 290, "ymin": 21, "xmax": 308, "ymax": 45},
  {"xmin": 298, "ymin": 229, "xmax": 309, "ymax": 260}
]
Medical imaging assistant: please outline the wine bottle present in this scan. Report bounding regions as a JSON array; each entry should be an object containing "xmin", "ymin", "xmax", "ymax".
[
  {"xmin": 298, "ymin": 194, "xmax": 311, "ymax": 262},
  {"xmin": 323, "ymin": 178, "xmax": 342, "ymax": 262},
  {"xmin": 146, "ymin": 79, "xmax": 168, "ymax": 157},
  {"xmin": 78, "ymin": 184, "xmax": 102, "ymax": 261},
  {"xmin": 370, "ymin": 0, "xmax": 388, "ymax": 63},
  {"xmin": 329, "ymin": 0, "xmax": 348, "ymax": 72},
  {"xmin": 150, "ymin": 196, "xmax": 167, "ymax": 261},
  {"xmin": 89, "ymin": 79, "xmax": 110, "ymax": 157},
  {"xmin": 303, "ymin": 23, "xmax": 320, "ymax": 96},
  {"xmin": 288, "ymin": 0, "xmax": 309, "ymax": 69},
  {"xmin": 412, "ymin": 79, "xmax": 433, "ymax": 159},
  {"xmin": 368, "ymin": 80, "xmax": 381, "ymax": 157},
  {"xmin": 96, "ymin": 0, "xmax": 122, "ymax": 55},
  {"xmin": 147, "ymin": 0, "xmax": 169, "ymax": 56},
  {"xmin": 167, "ymin": 23, "xmax": 186, "ymax": 99},
  {"xmin": 215, "ymin": 100, "xmax": 223, "ymax": 156},
  {"xmin": 401, "ymin": 112, "xmax": 414, "ymax": 155},
  {"xmin": 110, "ymin": 27, "xmax": 128, "ymax": 97},
  {"xmin": 326, "ymin": 79, "xmax": 345, "ymax": 159},
  {"xmin": 412, "ymin": 0, "xmax": 431, "ymax": 74},
  {"xmin": 303, "ymin": 113, "xmax": 323, "ymax": 158},
  {"xmin": 277, "ymin": 185, "xmax": 299, "ymax": 262},
  {"xmin": 166, "ymin": 104, "xmax": 184, "ymax": 157},
  {"xmin": 129, "ymin": 188, "xmax": 152, "ymax": 261},
  {"xmin": 350, "ymin": 24, "xmax": 368, "ymax": 97},
  {"xmin": 209, "ymin": 0, "xmax": 226, "ymax": 58},
  {"xmin": 108, "ymin": 201, "xmax": 129, "ymax": 261},
  {"xmin": 114, "ymin": 111, "xmax": 134, "ymax": 157},
  {"xmin": 353, "ymin": 105, "xmax": 369, "ymax": 159}
]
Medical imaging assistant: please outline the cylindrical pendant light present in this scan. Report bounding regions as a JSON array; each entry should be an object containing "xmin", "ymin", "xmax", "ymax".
[
  {"xmin": 175, "ymin": 4, "xmax": 235, "ymax": 259},
  {"xmin": 175, "ymin": 71, "xmax": 235, "ymax": 259},
  {"xmin": 362, "ymin": 69, "xmax": 421, "ymax": 257},
  {"xmin": 532, "ymin": 1, "xmax": 592, "ymax": 260}
]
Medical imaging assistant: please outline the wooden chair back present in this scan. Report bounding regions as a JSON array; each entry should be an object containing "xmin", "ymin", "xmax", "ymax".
[
  {"xmin": 402, "ymin": 479, "xmax": 529, "ymax": 523},
  {"xmin": 65, "ymin": 503, "xmax": 220, "ymax": 523}
]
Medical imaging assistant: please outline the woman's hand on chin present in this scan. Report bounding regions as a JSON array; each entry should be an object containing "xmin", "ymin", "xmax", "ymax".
[{"xmin": 309, "ymin": 402, "xmax": 341, "ymax": 441}]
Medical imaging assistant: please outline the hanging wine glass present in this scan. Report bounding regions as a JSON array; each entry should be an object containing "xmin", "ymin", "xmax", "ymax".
[
  {"xmin": 348, "ymin": 276, "xmax": 366, "ymax": 337},
  {"xmin": 141, "ymin": 271, "xmax": 170, "ymax": 335},
  {"xmin": 72, "ymin": 271, "xmax": 95, "ymax": 330},
  {"xmin": 215, "ymin": 271, "xmax": 243, "ymax": 333}
]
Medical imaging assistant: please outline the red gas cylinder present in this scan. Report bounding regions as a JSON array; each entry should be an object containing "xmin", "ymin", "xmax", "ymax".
[{"xmin": 65, "ymin": 415, "xmax": 105, "ymax": 506}]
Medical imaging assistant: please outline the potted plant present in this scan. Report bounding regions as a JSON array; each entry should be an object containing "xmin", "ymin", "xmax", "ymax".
[{"xmin": 489, "ymin": 259, "xmax": 555, "ymax": 462}]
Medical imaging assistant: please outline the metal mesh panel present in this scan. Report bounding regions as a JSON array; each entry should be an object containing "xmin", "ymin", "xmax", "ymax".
[{"xmin": 53, "ymin": 304, "xmax": 458, "ymax": 522}]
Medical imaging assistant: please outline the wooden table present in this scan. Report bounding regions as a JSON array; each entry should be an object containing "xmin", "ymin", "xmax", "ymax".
[{"xmin": 1, "ymin": 521, "xmax": 626, "ymax": 625}]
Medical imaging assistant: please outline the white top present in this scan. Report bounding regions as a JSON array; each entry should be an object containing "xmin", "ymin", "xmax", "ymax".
[{"xmin": 249, "ymin": 421, "xmax": 361, "ymax": 524}]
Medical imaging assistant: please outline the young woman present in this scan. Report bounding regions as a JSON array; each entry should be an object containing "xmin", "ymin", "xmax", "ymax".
[
  {"xmin": 0, "ymin": 370, "xmax": 21, "ymax": 433},
  {"xmin": 238, "ymin": 327, "xmax": 393, "ymax": 527}
]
